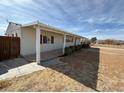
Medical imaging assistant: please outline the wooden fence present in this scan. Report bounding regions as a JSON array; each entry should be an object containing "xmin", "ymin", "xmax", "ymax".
[{"xmin": 0, "ymin": 36, "xmax": 20, "ymax": 61}]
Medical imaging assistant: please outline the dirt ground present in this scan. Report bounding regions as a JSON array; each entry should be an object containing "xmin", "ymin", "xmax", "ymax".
[
  {"xmin": 93, "ymin": 44, "xmax": 124, "ymax": 49},
  {"xmin": 60, "ymin": 47, "xmax": 124, "ymax": 91},
  {"xmin": 0, "ymin": 47, "xmax": 124, "ymax": 92},
  {"xmin": 0, "ymin": 65, "xmax": 95, "ymax": 92}
]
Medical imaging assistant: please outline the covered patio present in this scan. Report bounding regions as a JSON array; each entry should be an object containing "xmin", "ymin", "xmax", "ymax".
[
  {"xmin": 23, "ymin": 49, "xmax": 62, "ymax": 62},
  {"xmin": 22, "ymin": 21, "xmax": 82, "ymax": 64}
]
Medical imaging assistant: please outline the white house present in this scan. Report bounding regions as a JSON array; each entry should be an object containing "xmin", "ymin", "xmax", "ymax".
[{"xmin": 6, "ymin": 21, "xmax": 84, "ymax": 64}]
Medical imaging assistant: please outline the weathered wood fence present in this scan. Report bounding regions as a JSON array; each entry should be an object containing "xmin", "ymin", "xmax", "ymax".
[{"xmin": 0, "ymin": 36, "xmax": 20, "ymax": 61}]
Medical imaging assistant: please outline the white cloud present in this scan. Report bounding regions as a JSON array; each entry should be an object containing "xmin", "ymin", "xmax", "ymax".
[
  {"xmin": 0, "ymin": 0, "xmax": 31, "ymax": 6},
  {"xmin": 0, "ymin": 27, "xmax": 6, "ymax": 36},
  {"xmin": 66, "ymin": 27, "xmax": 82, "ymax": 31},
  {"xmin": 83, "ymin": 17, "xmax": 124, "ymax": 25}
]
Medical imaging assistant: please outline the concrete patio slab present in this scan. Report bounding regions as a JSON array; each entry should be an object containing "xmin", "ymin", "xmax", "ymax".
[
  {"xmin": 24, "ymin": 49, "xmax": 63, "ymax": 62},
  {"xmin": 0, "ymin": 58, "xmax": 45, "ymax": 80}
]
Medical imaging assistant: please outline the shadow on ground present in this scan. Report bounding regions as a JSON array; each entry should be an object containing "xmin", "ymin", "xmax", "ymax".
[
  {"xmin": 0, "ymin": 58, "xmax": 32, "ymax": 75},
  {"xmin": 41, "ymin": 48, "xmax": 100, "ymax": 91},
  {"xmin": 0, "ymin": 47, "xmax": 100, "ymax": 91}
]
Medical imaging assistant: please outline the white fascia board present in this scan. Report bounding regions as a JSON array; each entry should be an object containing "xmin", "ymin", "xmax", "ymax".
[{"xmin": 22, "ymin": 21, "xmax": 83, "ymax": 38}]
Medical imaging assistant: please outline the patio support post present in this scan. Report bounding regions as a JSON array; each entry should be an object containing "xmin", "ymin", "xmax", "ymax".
[
  {"xmin": 73, "ymin": 36, "xmax": 75, "ymax": 46},
  {"xmin": 36, "ymin": 26, "xmax": 41, "ymax": 65},
  {"xmin": 63, "ymin": 34, "xmax": 66, "ymax": 54},
  {"xmin": 75, "ymin": 37, "xmax": 77, "ymax": 46}
]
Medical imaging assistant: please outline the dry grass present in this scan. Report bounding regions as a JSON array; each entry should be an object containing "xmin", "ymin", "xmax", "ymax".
[
  {"xmin": 0, "ymin": 64, "xmax": 95, "ymax": 92},
  {"xmin": 0, "ymin": 80, "xmax": 11, "ymax": 89},
  {"xmin": 60, "ymin": 48, "xmax": 124, "ymax": 91},
  {"xmin": 93, "ymin": 44, "xmax": 124, "ymax": 49}
]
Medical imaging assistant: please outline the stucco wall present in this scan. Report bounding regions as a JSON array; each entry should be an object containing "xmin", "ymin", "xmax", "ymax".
[
  {"xmin": 66, "ymin": 42, "xmax": 74, "ymax": 47},
  {"xmin": 65, "ymin": 37, "xmax": 81, "ymax": 47},
  {"xmin": 40, "ymin": 31, "xmax": 63, "ymax": 52},
  {"xmin": 21, "ymin": 27, "xmax": 36, "ymax": 55},
  {"xmin": 21, "ymin": 28, "xmax": 64, "ymax": 55},
  {"xmin": 76, "ymin": 38, "xmax": 81, "ymax": 45},
  {"xmin": 20, "ymin": 27, "xmax": 81, "ymax": 56}
]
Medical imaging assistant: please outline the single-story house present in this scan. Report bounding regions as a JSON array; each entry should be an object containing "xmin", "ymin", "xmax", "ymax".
[{"xmin": 6, "ymin": 21, "xmax": 85, "ymax": 64}]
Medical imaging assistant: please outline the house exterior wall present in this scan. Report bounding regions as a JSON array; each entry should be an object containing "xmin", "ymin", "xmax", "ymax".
[
  {"xmin": 65, "ymin": 36, "xmax": 81, "ymax": 47},
  {"xmin": 6, "ymin": 24, "xmax": 82, "ymax": 56},
  {"xmin": 76, "ymin": 38, "xmax": 81, "ymax": 45},
  {"xmin": 20, "ymin": 28, "xmax": 81, "ymax": 56},
  {"xmin": 66, "ymin": 42, "xmax": 74, "ymax": 47},
  {"xmin": 21, "ymin": 27, "xmax": 36, "ymax": 55},
  {"xmin": 40, "ymin": 31, "xmax": 63, "ymax": 52},
  {"xmin": 20, "ymin": 28, "xmax": 64, "ymax": 55},
  {"xmin": 65, "ymin": 36, "xmax": 75, "ymax": 47},
  {"xmin": 6, "ymin": 22, "xmax": 21, "ymax": 37}
]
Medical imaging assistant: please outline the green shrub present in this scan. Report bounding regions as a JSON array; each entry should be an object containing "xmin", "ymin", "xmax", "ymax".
[
  {"xmin": 64, "ymin": 44, "xmax": 83, "ymax": 56},
  {"xmin": 74, "ymin": 45, "xmax": 81, "ymax": 51},
  {"xmin": 77, "ymin": 45, "xmax": 81, "ymax": 50},
  {"xmin": 82, "ymin": 44, "xmax": 90, "ymax": 48},
  {"xmin": 75, "ymin": 45, "xmax": 78, "ymax": 51},
  {"xmin": 78, "ymin": 45, "xmax": 82, "ymax": 50},
  {"xmin": 64, "ymin": 47, "xmax": 72, "ymax": 56},
  {"xmin": 70, "ymin": 46, "xmax": 75, "ymax": 52},
  {"xmin": 69, "ymin": 46, "xmax": 72, "ymax": 54}
]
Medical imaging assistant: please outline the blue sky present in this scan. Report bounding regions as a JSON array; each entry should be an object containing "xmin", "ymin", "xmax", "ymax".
[{"xmin": 0, "ymin": 0, "xmax": 124, "ymax": 40}]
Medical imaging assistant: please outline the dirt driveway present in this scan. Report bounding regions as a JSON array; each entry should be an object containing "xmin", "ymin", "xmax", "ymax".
[{"xmin": 60, "ymin": 47, "xmax": 124, "ymax": 91}]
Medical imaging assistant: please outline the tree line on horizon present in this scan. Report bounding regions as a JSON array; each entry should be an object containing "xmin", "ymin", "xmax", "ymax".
[{"xmin": 90, "ymin": 37, "xmax": 124, "ymax": 45}]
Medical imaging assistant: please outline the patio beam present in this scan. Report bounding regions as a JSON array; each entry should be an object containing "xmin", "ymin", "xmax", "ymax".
[{"xmin": 36, "ymin": 26, "xmax": 41, "ymax": 65}]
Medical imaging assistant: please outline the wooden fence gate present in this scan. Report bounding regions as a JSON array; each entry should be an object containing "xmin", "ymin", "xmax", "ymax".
[{"xmin": 0, "ymin": 36, "xmax": 20, "ymax": 61}]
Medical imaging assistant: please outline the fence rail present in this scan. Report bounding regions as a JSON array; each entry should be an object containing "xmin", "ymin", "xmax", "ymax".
[{"xmin": 0, "ymin": 36, "xmax": 20, "ymax": 61}]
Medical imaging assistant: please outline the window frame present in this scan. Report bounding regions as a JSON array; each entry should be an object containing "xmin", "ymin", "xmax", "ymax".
[{"xmin": 43, "ymin": 36, "xmax": 47, "ymax": 44}]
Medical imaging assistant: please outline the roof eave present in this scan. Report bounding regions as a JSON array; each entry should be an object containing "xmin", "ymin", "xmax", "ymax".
[{"xmin": 22, "ymin": 21, "xmax": 83, "ymax": 38}]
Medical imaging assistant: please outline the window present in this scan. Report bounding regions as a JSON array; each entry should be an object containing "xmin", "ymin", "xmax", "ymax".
[
  {"xmin": 43, "ymin": 36, "xmax": 47, "ymax": 44},
  {"xmin": 66, "ymin": 36, "xmax": 73, "ymax": 42},
  {"xmin": 51, "ymin": 36, "xmax": 54, "ymax": 44},
  {"xmin": 40, "ymin": 35, "xmax": 42, "ymax": 44}
]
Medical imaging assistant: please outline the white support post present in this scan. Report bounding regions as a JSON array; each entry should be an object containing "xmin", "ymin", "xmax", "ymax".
[
  {"xmin": 75, "ymin": 37, "xmax": 76, "ymax": 46},
  {"xmin": 36, "ymin": 26, "xmax": 41, "ymax": 65},
  {"xmin": 73, "ymin": 36, "xmax": 75, "ymax": 46},
  {"xmin": 63, "ymin": 34, "xmax": 66, "ymax": 54}
]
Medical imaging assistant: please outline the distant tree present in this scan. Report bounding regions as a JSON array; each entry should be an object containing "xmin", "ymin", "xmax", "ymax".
[
  {"xmin": 91, "ymin": 37, "xmax": 97, "ymax": 44},
  {"xmin": 104, "ymin": 39, "xmax": 121, "ymax": 45}
]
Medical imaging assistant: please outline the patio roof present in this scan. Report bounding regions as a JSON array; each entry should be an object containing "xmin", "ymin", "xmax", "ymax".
[{"xmin": 22, "ymin": 21, "xmax": 84, "ymax": 38}]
